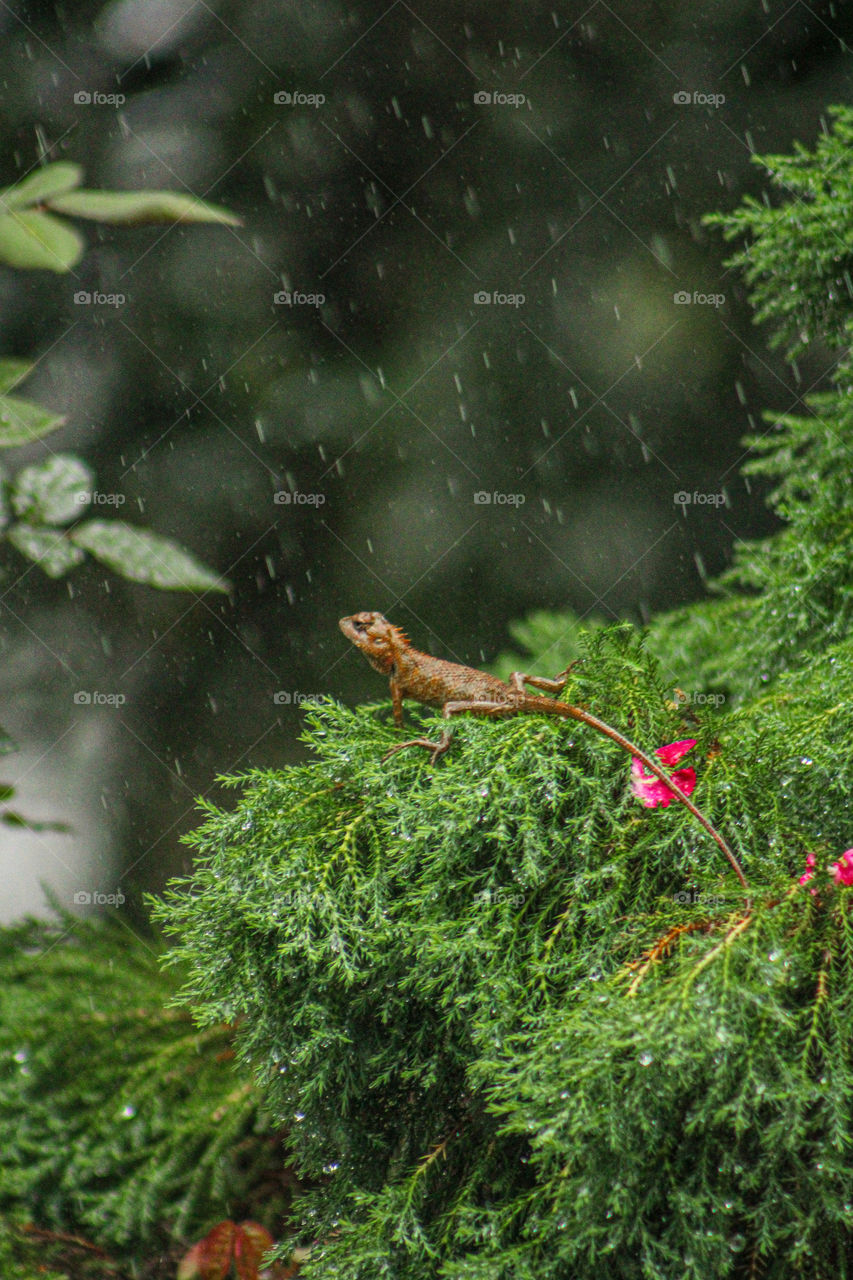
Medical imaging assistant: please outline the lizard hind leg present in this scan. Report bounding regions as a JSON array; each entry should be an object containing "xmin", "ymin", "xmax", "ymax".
[
  {"xmin": 510, "ymin": 664, "xmax": 578, "ymax": 696},
  {"xmin": 383, "ymin": 730, "xmax": 453, "ymax": 765},
  {"xmin": 507, "ymin": 660, "xmax": 581, "ymax": 701}
]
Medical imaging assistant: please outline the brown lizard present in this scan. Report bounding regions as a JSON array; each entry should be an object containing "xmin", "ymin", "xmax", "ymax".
[{"xmin": 339, "ymin": 611, "xmax": 747, "ymax": 889}]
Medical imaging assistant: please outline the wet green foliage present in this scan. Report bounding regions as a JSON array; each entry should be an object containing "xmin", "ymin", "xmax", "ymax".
[
  {"xmin": 150, "ymin": 109, "xmax": 853, "ymax": 1279},
  {"xmin": 153, "ymin": 618, "xmax": 853, "ymax": 1277},
  {"xmin": 705, "ymin": 106, "xmax": 853, "ymax": 357},
  {"xmin": 7, "ymin": 100, "xmax": 853, "ymax": 1280},
  {"xmin": 0, "ymin": 908, "xmax": 284, "ymax": 1260},
  {"xmin": 651, "ymin": 108, "xmax": 853, "ymax": 698}
]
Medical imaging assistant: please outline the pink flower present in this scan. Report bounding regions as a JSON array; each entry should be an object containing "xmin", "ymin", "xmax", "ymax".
[
  {"xmin": 798, "ymin": 853, "xmax": 817, "ymax": 886},
  {"xmin": 798, "ymin": 848, "xmax": 853, "ymax": 890},
  {"xmin": 832, "ymin": 850, "xmax": 853, "ymax": 886},
  {"xmin": 631, "ymin": 739, "xmax": 698, "ymax": 808}
]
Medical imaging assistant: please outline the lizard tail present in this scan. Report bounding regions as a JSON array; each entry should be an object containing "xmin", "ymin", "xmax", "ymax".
[{"xmin": 548, "ymin": 701, "xmax": 747, "ymax": 890}]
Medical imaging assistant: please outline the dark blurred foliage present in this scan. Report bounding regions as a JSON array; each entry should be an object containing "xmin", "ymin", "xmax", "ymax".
[{"xmin": 0, "ymin": 0, "xmax": 849, "ymax": 898}]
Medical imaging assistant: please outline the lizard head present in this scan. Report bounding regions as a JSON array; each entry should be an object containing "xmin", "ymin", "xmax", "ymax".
[{"xmin": 339, "ymin": 612, "xmax": 409, "ymax": 674}]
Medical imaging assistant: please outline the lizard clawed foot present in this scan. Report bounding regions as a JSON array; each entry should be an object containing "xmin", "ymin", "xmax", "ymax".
[
  {"xmin": 554, "ymin": 658, "xmax": 582, "ymax": 682},
  {"xmin": 382, "ymin": 730, "xmax": 453, "ymax": 765}
]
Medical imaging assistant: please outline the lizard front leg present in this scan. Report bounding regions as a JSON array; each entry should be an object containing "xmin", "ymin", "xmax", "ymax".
[
  {"xmin": 389, "ymin": 673, "xmax": 404, "ymax": 726},
  {"xmin": 382, "ymin": 699, "xmax": 516, "ymax": 765}
]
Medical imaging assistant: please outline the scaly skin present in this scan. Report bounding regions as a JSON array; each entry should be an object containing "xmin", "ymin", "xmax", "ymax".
[{"xmin": 339, "ymin": 611, "xmax": 747, "ymax": 889}]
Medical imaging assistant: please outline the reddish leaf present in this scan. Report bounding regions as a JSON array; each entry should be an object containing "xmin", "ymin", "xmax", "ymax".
[
  {"xmin": 177, "ymin": 1220, "xmax": 237, "ymax": 1280},
  {"xmin": 234, "ymin": 1221, "xmax": 275, "ymax": 1280}
]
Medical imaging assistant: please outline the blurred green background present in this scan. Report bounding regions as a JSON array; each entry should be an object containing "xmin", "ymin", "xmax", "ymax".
[{"xmin": 0, "ymin": 0, "xmax": 849, "ymax": 911}]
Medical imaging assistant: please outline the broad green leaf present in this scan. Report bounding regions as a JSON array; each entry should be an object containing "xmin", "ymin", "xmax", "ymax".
[
  {"xmin": 0, "ymin": 210, "xmax": 85, "ymax": 271},
  {"xmin": 7, "ymin": 523, "xmax": 85, "ymax": 577},
  {"xmin": 0, "ymin": 809, "xmax": 72, "ymax": 831},
  {"xmin": 0, "ymin": 393, "xmax": 66, "ymax": 445},
  {"xmin": 48, "ymin": 189, "xmax": 242, "ymax": 227},
  {"xmin": 70, "ymin": 520, "xmax": 229, "ymax": 592},
  {"xmin": 0, "ymin": 162, "xmax": 83, "ymax": 212},
  {"xmin": 0, "ymin": 359, "xmax": 33, "ymax": 394},
  {"xmin": 12, "ymin": 454, "xmax": 94, "ymax": 525}
]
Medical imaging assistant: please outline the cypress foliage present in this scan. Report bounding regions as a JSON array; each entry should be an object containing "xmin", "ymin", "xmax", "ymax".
[
  {"xmin": 154, "ymin": 628, "xmax": 853, "ymax": 1277},
  {"xmin": 8, "ymin": 105, "xmax": 853, "ymax": 1279},
  {"xmin": 0, "ymin": 907, "xmax": 287, "ymax": 1268},
  {"xmin": 153, "ymin": 107, "xmax": 853, "ymax": 1278}
]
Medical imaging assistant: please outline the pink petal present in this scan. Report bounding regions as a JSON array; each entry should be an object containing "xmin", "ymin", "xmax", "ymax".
[
  {"xmin": 831, "ymin": 849, "xmax": 853, "ymax": 887},
  {"xmin": 797, "ymin": 852, "xmax": 816, "ymax": 887},
  {"xmin": 655, "ymin": 738, "xmax": 698, "ymax": 767},
  {"xmin": 798, "ymin": 850, "xmax": 853, "ymax": 891},
  {"xmin": 631, "ymin": 753, "xmax": 697, "ymax": 808}
]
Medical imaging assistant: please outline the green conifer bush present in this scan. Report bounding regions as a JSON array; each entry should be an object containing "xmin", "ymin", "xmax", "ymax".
[
  {"xmin": 153, "ymin": 107, "xmax": 853, "ymax": 1278},
  {"xmin": 7, "ymin": 105, "xmax": 853, "ymax": 1280},
  {"xmin": 0, "ymin": 908, "xmax": 286, "ymax": 1269}
]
